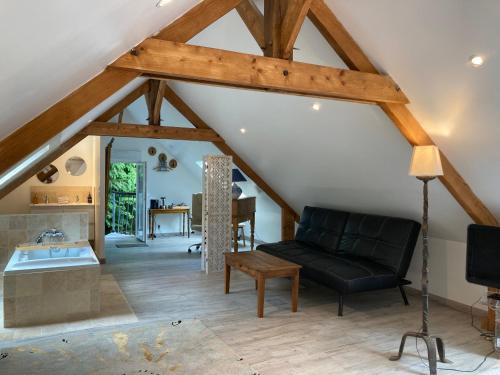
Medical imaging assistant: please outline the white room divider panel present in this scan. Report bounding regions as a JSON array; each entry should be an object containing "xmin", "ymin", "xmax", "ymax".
[{"xmin": 202, "ymin": 155, "xmax": 232, "ymax": 273}]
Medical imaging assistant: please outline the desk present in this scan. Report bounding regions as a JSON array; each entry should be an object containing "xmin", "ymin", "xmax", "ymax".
[
  {"xmin": 148, "ymin": 206, "xmax": 190, "ymax": 240},
  {"xmin": 232, "ymin": 197, "xmax": 256, "ymax": 253}
]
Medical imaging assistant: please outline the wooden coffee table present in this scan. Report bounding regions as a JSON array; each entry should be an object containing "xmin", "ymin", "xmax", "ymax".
[{"xmin": 224, "ymin": 251, "xmax": 302, "ymax": 318}]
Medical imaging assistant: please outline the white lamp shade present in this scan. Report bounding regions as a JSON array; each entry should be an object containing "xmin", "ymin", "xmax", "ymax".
[{"xmin": 409, "ymin": 145, "xmax": 444, "ymax": 177}]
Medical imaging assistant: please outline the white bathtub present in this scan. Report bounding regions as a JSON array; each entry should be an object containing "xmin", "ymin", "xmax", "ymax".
[{"xmin": 3, "ymin": 241, "xmax": 99, "ymax": 274}]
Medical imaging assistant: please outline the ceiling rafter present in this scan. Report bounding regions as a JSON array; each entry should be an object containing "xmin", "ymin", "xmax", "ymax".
[
  {"xmin": 236, "ymin": 0, "xmax": 265, "ymax": 50},
  {"xmin": 155, "ymin": 0, "xmax": 243, "ymax": 42},
  {"xmin": 95, "ymin": 81, "xmax": 149, "ymax": 123},
  {"xmin": 81, "ymin": 122, "xmax": 223, "ymax": 142},
  {"xmin": 0, "ymin": 0, "xmax": 242, "ymax": 177},
  {"xmin": 280, "ymin": 0, "xmax": 312, "ymax": 60},
  {"xmin": 264, "ymin": 0, "xmax": 286, "ymax": 58},
  {"xmin": 145, "ymin": 80, "xmax": 167, "ymax": 125},
  {"xmin": 307, "ymin": 0, "xmax": 497, "ymax": 227},
  {"xmin": 111, "ymin": 39, "xmax": 408, "ymax": 104},
  {"xmin": 163, "ymin": 83, "xmax": 300, "ymax": 222},
  {"xmin": 0, "ymin": 77, "xmax": 149, "ymax": 200}
]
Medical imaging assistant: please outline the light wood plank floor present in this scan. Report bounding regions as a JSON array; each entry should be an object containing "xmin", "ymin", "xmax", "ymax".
[{"xmin": 102, "ymin": 236, "xmax": 499, "ymax": 374}]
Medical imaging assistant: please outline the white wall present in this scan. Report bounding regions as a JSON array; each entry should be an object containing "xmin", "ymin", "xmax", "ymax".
[
  {"xmin": 0, "ymin": 136, "xmax": 97, "ymax": 214},
  {"xmin": 106, "ymin": 136, "xmax": 201, "ymax": 236},
  {"xmin": 106, "ymin": 96, "xmax": 283, "ymax": 243},
  {"xmin": 407, "ymin": 237, "xmax": 486, "ymax": 309}
]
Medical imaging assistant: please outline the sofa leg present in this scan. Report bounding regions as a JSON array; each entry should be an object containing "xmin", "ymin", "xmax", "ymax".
[
  {"xmin": 399, "ymin": 285, "xmax": 409, "ymax": 306},
  {"xmin": 338, "ymin": 294, "xmax": 344, "ymax": 316}
]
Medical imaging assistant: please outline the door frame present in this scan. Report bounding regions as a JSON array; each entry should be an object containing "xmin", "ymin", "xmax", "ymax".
[{"xmin": 135, "ymin": 162, "xmax": 147, "ymax": 242}]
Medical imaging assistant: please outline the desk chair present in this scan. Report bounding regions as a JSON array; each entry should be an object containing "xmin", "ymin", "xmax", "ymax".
[
  {"xmin": 187, "ymin": 193, "xmax": 248, "ymax": 253},
  {"xmin": 188, "ymin": 193, "xmax": 203, "ymax": 253}
]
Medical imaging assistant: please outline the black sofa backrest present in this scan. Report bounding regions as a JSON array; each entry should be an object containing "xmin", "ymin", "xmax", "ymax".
[
  {"xmin": 295, "ymin": 206, "xmax": 421, "ymax": 278},
  {"xmin": 337, "ymin": 213, "xmax": 421, "ymax": 278},
  {"xmin": 295, "ymin": 206, "xmax": 349, "ymax": 254}
]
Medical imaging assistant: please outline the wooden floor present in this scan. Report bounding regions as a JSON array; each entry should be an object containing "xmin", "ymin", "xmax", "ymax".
[{"xmin": 102, "ymin": 236, "xmax": 499, "ymax": 374}]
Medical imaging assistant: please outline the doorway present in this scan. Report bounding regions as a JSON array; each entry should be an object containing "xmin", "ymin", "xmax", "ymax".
[{"xmin": 105, "ymin": 162, "xmax": 147, "ymax": 242}]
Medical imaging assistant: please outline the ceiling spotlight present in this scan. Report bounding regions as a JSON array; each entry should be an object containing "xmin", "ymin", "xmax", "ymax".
[
  {"xmin": 156, "ymin": 0, "xmax": 172, "ymax": 7},
  {"xmin": 240, "ymin": 128, "xmax": 246, "ymax": 134},
  {"xmin": 312, "ymin": 103, "xmax": 321, "ymax": 111},
  {"xmin": 470, "ymin": 55, "xmax": 484, "ymax": 67}
]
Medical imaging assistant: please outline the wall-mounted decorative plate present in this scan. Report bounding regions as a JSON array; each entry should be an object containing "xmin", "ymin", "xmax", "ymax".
[
  {"xmin": 169, "ymin": 159, "xmax": 178, "ymax": 169},
  {"xmin": 148, "ymin": 147, "xmax": 157, "ymax": 156}
]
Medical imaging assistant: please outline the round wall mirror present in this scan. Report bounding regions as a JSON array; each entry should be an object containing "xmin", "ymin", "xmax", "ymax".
[
  {"xmin": 37, "ymin": 164, "xmax": 59, "ymax": 184},
  {"xmin": 65, "ymin": 157, "xmax": 87, "ymax": 176}
]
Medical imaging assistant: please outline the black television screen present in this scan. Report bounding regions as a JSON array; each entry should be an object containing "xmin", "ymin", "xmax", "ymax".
[{"xmin": 466, "ymin": 224, "xmax": 500, "ymax": 289}]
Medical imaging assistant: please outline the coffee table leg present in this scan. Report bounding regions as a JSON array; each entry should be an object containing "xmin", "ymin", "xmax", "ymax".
[
  {"xmin": 291, "ymin": 271, "xmax": 299, "ymax": 313},
  {"xmin": 257, "ymin": 274, "xmax": 265, "ymax": 318},
  {"xmin": 224, "ymin": 264, "xmax": 231, "ymax": 294}
]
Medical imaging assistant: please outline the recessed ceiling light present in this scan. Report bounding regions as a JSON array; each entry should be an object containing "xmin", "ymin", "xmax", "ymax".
[
  {"xmin": 470, "ymin": 55, "xmax": 484, "ymax": 67},
  {"xmin": 156, "ymin": 0, "xmax": 172, "ymax": 7},
  {"xmin": 240, "ymin": 128, "xmax": 246, "ymax": 134},
  {"xmin": 312, "ymin": 103, "xmax": 321, "ymax": 111}
]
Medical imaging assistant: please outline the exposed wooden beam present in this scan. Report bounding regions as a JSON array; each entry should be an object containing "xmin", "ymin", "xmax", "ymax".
[
  {"xmin": 264, "ymin": 0, "xmax": 286, "ymax": 57},
  {"xmin": 0, "ymin": 0, "xmax": 241, "ymax": 176},
  {"xmin": 152, "ymin": 81, "xmax": 167, "ymax": 125},
  {"xmin": 146, "ymin": 80, "xmax": 159, "ymax": 124},
  {"xmin": 95, "ymin": 81, "xmax": 149, "ymax": 123},
  {"xmin": 81, "ymin": 122, "xmax": 223, "ymax": 142},
  {"xmin": 0, "ymin": 70, "xmax": 137, "ymax": 177},
  {"xmin": 111, "ymin": 39, "xmax": 408, "ymax": 104},
  {"xmin": 163, "ymin": 84, "xmax": 300, "ymax": 222},
  {"xmin": 308, "ymin": 0, "xmax": 499, "ymax": 329},
  {"xmin": 281, "ymin": 208, "xmax": 296, "ymax": 240},
  {"xmin": 0, "ymin": 134, "xmax": 87, "ymax": 200},
  {"xmin": 307, "ymin": 0, "xmax": 497, "ymax": 227},
  {"xmin": 155, "ymin": 0, "xmax": 243, "ymax": 42},
  {"xmin": 236, "ymin": 0, "xmax": 265, "ymax": 50},
  {"xmin": 145, "ymin": 79, "xmax": 166, "ymax": 125},
  {"xmin": 280, "ymin": 0, "xmax": 312, "ymax": 59}
]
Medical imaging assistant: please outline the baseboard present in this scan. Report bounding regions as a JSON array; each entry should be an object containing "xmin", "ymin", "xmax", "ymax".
[{"xmin": 405, "ymin": 286, "xmax": 486, "ymax": 318}]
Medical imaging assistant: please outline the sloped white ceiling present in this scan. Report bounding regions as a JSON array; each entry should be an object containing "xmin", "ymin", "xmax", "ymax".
[
  {"xmin": 0, "ymin": 0, "xmax": 198, "ymax": 140},
  {"xmin": 1, "ymin": 0, "xmax": 499, "ymax": 242}
]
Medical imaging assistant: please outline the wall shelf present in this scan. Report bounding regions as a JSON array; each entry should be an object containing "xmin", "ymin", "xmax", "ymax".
[{"xmin": 29, "ymin": 203, "xmax": 95, "ymax": 207}]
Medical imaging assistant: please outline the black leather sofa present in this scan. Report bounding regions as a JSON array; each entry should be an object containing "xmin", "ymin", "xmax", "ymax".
[{"xmin": 257, "ymin": 206, "xmax": 421, "ymax": 316}]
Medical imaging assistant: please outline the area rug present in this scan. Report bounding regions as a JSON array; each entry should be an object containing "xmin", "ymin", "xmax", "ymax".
[
  {"xmin": 116, "ymin": 243, "xmax": 149, "ymax": 248},
  {"xmin": 0, "ymin": 319, "xmax": 257, "ymax": 375}
]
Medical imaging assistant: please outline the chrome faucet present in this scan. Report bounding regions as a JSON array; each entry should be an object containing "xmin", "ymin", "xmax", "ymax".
[{"xmin": 35, "ymin": 229, "xmax": 65, "ymax": 244}]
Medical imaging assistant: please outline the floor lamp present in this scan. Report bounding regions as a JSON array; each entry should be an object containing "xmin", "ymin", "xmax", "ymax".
[{"xmin": 390, "ymin": 145, "xmax": 448, "ymax": 375}]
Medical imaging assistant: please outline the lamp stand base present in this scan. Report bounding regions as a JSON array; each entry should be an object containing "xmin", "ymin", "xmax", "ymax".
[{"xmin": 390, "ymin": 331, "xmax": 449, "ymax": 375}]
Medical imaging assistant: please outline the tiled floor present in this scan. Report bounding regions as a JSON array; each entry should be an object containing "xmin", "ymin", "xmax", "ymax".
[
  {"xmin": 0, "ymin": 273, "xmax": 137, "ymax": 342},
  {"xmin": 1, "ymin": 234, "xmax": 499, "ymax": 374}
]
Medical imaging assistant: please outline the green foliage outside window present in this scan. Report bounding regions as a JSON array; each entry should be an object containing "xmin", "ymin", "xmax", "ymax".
[{"xmin": 105, "ymin": 163, "xmax": 137, "ymax": 234}]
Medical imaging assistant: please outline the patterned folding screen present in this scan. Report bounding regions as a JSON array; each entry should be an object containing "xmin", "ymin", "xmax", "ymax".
[{"xmin": 202, "ymin": 155, "xmax": 232, "ymax": 273}]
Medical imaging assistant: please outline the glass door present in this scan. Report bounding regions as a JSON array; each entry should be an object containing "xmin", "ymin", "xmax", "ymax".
[{"xmin": 135, "ymin": 162, "xmax": 147, "ymax": 242}]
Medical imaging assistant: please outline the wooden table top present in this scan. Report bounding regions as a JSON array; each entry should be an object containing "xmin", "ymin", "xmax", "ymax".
[
  {"xmin": 224, "ymin": 251, "xmax": 301, "ymax": 272},
  {"xmin": 149, "ymin": 206, "xmax": 190, "ymax": 213}
]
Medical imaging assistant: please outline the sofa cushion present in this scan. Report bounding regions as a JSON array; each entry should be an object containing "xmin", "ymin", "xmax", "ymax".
[
  {"xmin": 257, "ymin": 241, "xmax": 320, "ymax": 263},
  {"xmin": 338, "ymin": 213, "xmax": 420, "ymax": 278},
  {"xmin": 258, "ymin": 243, "xmax": 398, "ymax": 294},
  {"xmin": 294, "ymin": 206, "xmax": 349, "ymax": 254},
  {"xmin": 305, "ymin": 255, "xmax": 399, "ymax": 294}
]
